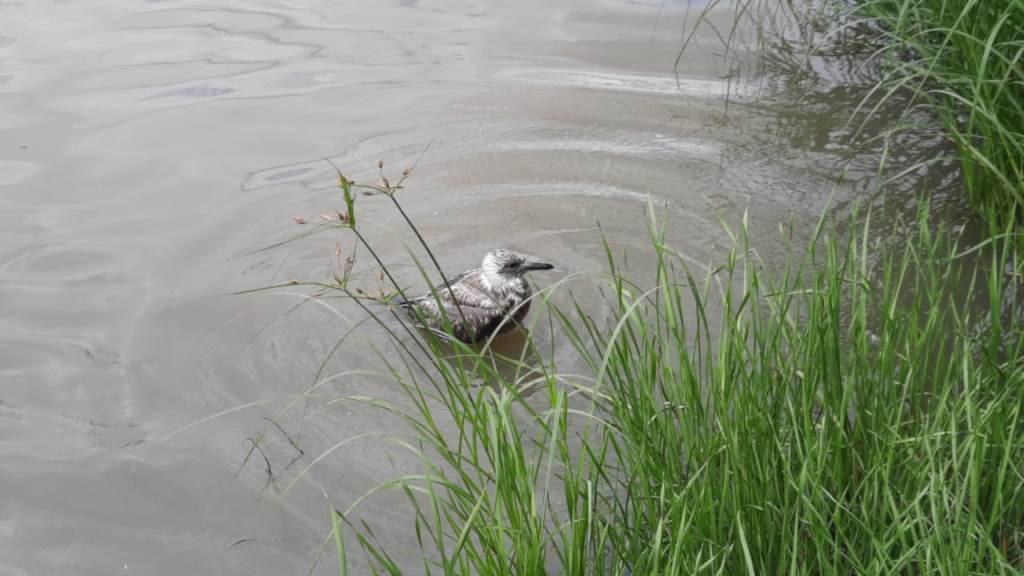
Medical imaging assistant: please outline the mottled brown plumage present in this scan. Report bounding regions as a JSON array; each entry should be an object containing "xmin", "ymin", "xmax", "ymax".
[{"xmin": 401, "ymin": 249, "xmax": 554, "ymax": 343}]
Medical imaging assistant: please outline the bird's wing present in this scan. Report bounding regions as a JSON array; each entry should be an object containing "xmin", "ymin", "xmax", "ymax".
[
  {"xmin": 409, "ymin": 270, "xmax": 510, "ymax": 341},
  {"xmin": 411, "ymin": 297, "xmax": 506, "ymax": 342},
  {"xmin": 418, "ymin": 269, "xmax": 499, "ymax": 309}
]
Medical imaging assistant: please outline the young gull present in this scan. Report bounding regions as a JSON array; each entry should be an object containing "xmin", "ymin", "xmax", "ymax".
[{"xmin": 398, "ymin": 249, "xmax": 554, "ymax": 343}]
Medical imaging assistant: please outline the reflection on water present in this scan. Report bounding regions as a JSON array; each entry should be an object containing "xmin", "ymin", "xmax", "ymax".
[{"xmin": 0, "ymin": 0, "xmax": 966, "ymax": 573}]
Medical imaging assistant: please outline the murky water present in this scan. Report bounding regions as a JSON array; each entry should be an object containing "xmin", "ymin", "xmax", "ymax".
[{"xmin": 0, "ymin": 0, "xmax": 964, "ymax": 573}]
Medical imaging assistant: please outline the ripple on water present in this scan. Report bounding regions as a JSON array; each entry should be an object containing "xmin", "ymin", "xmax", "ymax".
[
  {"xmin": 239, "ymin": 136, "xmax": 438, "ymax": 192},
  {"xmin": 0, "ymin": 244, "xmax": 121, "ymax": 284},
  {"xmin": 459, "ymin": 180, "xmax": 655, "ymax": 203},
  {"xmin": 494, "ymin": 66, "xmax": 757, "ymax": 100},
  {"xmin": 489, "ymin": 133, "xmax": 721, "ymax": 161}
]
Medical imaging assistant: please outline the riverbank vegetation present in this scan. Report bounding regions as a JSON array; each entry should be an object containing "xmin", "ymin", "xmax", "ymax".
[
  {"xmin": 861, "ymin": 0, "xmax": 1023, "ymax": 231},
  {"xmin": 276, "ymin": 174, "xmax": 1022, "ymax": 574},
  {"xmin": 681, "ymin": 0, "xmax": 1022, "ymax": 232}
]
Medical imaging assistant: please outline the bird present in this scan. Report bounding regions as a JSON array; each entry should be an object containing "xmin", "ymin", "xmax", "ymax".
[{"xmin": 396, "ymin": 249, "xmax": 554, "ymax": 343}]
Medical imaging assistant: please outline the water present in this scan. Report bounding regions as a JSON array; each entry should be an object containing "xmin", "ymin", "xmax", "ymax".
[{"xmin": 0, "ymin": 0, "xmax": 963, "ymax": 573}]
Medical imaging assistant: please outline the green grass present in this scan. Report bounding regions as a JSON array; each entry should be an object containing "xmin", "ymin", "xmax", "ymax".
[
  {"xmin": 289, "ymin": 189, "xmax": 1023, "ymax": 574},
  {"xmin": 675, "ymin": 0, "xmax": 1023, "ymax": 232},
  {"xmin": 855, "ymin": 0, "xmax": 1024, "ymax": 229},
  {"xmin": 860, "ymin": 0, "xmax": 1023, "ymax": 227}
]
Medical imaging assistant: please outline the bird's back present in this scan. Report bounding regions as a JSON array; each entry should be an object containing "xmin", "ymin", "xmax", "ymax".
[{"xmin": 408, "ymin": 268, "xmax": 531, "ymax": 343}]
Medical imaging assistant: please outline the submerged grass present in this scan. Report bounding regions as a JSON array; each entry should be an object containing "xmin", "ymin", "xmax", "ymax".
[{"xmin": 281, "ymin": 176, "xmax": 1023, "ymax": 573}]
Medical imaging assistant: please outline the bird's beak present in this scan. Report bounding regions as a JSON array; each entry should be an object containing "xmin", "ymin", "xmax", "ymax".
[{"xmin": 522, "ymin": 260, "xmax": 554, "ymax": 272}]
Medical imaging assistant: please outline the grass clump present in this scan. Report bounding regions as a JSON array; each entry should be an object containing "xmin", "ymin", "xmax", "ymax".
[
  {"xmin": 285, "ymin": 175, "xmax": 1023, "ymax": 573},
  {"xmin": 859, "ymin": 0, "xmax": 1024, "ymax": 229}
]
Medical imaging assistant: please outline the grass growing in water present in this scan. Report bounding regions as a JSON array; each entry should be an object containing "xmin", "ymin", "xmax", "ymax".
[
  {"xmin": 858, "ymin": 0, "xmax": 1024, "ymax": 228},
  {"xmin": 282, "ymin": 175, "xmax": 1023, "ymax": 573},
  {"xmin": 677, "ymin": 0, "xmax": 1022, "ymax": 231}
]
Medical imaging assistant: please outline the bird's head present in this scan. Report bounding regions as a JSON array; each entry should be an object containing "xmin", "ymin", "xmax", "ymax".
[{"xmin": 481, "ymin": 249, "xmax": 554, "ymax": 280}]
